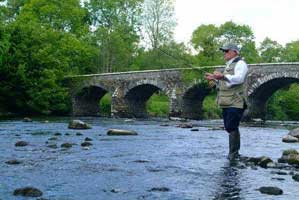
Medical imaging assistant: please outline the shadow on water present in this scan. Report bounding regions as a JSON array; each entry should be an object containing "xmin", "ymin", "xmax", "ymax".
[{"xmin": 212, "ymin": 161, "xmax": 242, "ymax": 200}]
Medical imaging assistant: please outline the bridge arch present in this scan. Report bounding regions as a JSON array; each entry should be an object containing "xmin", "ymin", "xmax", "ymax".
[
  {"xmin": 122, "ymin": 82, "xmax": 170, "ymax": 118},
  {"xmin": 72, "ymin": 85, "xmax": 111, "ymax": 116},
  {"xmin": 181, "ymin": 84, "xmax": 211, "ymax": 119},
  {"xmin": 246, "ymin": 72, "xmax": 299, "ymax": 120}
]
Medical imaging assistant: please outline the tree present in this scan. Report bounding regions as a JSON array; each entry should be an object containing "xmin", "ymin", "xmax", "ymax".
[
  {"xmin": 135, "ymin": 41, "xmax": 195, "ymax": 70},
  {"xmin": 86, "ymin": 0, "xmax": 143, "ymax": 72},
  {"xmin": 191, "ymin": 21, "xmax": 260, "ymax": 65},
  {"xmin": 16, "ymin": 0, "xmax": 90, "ymax": 37},
  {"xmin": 1, "ymin": 0, "xmax": 30, "ymax": 22},
  {"xmin": 259, "ymin": 37, "xmax": 283, "ymax": 63},
  {"xmin": 142, "ymin": 0, "xmax": 176, "ymax": 49},
  {"xmin": 218, "ymin": 21, "xmax": 260, "ymax": 63},
  {"xmin": 0, "ymin": 0, "xmax": 97, "ymax": 115},
  {"xmin": 191, "ymin": 24, "xmax": 222, "ymax": 66},
  {"xmin": 282, "ymin": 40, "xmax": 299, "ymax": 62}
]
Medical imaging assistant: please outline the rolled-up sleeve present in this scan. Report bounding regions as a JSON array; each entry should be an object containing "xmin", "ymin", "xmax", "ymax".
[{"xmin": 225, "ymin": 60, "xmax": 248, "ymax": 87}]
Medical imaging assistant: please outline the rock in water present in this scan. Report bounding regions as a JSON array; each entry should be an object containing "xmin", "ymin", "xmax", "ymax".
[
  {"xmin": 13, "ymin": 187, "xmax": 43, "ymax": 197},
  {"xmin": 61, "ymin": 143, "xmax": 72, "ymax": 148},
  {"xmin": 68, "ymin": 120, "xmax": 91, "ymax": 129},
  {"xmin": 81, "ymin": 141, "xmax": 92, "ymax": 147},
  {"xmin": 292, "ymin": 174, "xmax": 299, "ymax": 182},
  {"xmin": 282, "ymin": 135, "xmax": 299, "ymax": 143},
  {"xmin": 258, "ymin": 156, "xmax": 273, "ymax": 168},
  {"xmin": 15, "ymin": 141, "xmax": 29, "ymax": 147},
  {"xmin": 258, "ymin": 186, "xmax": 283, "ymax": 195},
  {"xmin": 107, "ymin": 129, "xmax": 138, "ymax": 136},
  {"xmin": 23, "ymin": 117, "xmax": 32, "ymax": 122},
  {"xmin": 288, "ymin": 127, "xmax": 299, "ymax": 138},
  {"xmin": 5, "ymin": 159, "xmax": 22, "ymax": 165},
  {"xmin": 148, "ymin": 187, "xmax": 170, "ymax": 192}
]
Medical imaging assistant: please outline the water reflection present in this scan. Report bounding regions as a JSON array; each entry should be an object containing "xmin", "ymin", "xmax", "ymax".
[{"xmin": 212, "ymin": 161, "xmax": 242, "ymax": 200}]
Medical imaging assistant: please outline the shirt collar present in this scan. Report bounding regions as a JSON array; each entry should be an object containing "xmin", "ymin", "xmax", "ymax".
[{"xmin": 226, "ymin": 56, "xmax": 239, "ymax": 66}]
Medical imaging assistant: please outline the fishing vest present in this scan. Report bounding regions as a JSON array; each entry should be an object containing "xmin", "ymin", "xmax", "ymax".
[{"xmin": 217, "ymin": 57, "xmax": 246, "ymax": 109}]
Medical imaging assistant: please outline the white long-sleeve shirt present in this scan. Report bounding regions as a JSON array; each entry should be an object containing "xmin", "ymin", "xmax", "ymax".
[{"xmin": 224, "ymin": 57, "xmax": 248, "ymax": 88}]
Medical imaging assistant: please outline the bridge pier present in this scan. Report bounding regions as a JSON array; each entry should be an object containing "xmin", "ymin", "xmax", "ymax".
[
  {"xmin": 243, "ymin": 98, "xmax": 267, "ymax": 121},
  {"xmin": 72, "ymin": 96, "xmax": 100, "ymax": 116}
]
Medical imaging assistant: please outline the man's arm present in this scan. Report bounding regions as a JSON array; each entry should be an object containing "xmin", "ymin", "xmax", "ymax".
[{"xmin": 225, "ymin": 60, "xmax": 248, "ymax": 86}]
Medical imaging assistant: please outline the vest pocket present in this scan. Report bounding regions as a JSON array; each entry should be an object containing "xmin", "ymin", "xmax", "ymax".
[{"xmin": 218, "ymin": 94, "xmax": 234, "ymax": 106}]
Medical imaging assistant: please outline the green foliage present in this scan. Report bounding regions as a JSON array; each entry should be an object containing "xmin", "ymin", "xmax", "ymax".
[
  {"xmin": 18, "ymin": 0, "xmax": 90, "ymax": 36},
  {"xmin": 86, "ymin": 0, "xmax": 143, "ymax": 73},
  {"xmin": 191, "ymin": 24, "xmax": 223, "ymax": 66},
  {"xmin": 181, "ymin": 67, "xmax": 213, "ymax": 87},
  {"xmin": 146, "ymin": 93, "xmax": 169, "ymax": 117},
  {"xmin": 282, "ymin": 40, "xmax": 299, "ymax": 62},
  {"xmin": 218, "ymin": 21, "xmax": 254, "ymax": 45},
  {"xmin": 0, "ymin": 0, "xmax": 97, "ymax": 115},
  {"xmin": 99, "ymin": 93, "xmax": 112, "ymax": 116},
  {"xmin": 202, "ymin": 92, "xmax": 221, "ymax": 119},
  {"xmin": 266, "ymin": 84, "xmax": 299, "ymax": 121},
  {"xmin": 191, "ymin": 21, "xmax": 260, "ymax": 65},
  {"xmin": 259, "ymin": 37, "xmax": 283, "ymax": 63},
  {"xmin": 135, "ymin": 41, "xmax": 195, "ymax": 70}
]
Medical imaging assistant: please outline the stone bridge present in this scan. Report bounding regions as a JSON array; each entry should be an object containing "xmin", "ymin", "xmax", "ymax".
[{"xmin": 65, "ymin": 63, "xmax": 299, "ymax": 120}]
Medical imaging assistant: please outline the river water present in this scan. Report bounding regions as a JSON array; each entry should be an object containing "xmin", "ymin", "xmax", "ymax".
[{"xmin": 0, "ymin": 117, "xmax": 299, "ymax": 200}]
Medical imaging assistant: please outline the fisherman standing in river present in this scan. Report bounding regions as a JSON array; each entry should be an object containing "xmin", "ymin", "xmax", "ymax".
[{"xmin": 205, "ymin": 43, "xmax": 248, "ymax": 160}]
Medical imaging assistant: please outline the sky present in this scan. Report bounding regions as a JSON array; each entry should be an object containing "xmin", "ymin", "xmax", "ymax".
[{"xmin": 174, "ymin": 0, "xmax": 299, "ymax": 46}]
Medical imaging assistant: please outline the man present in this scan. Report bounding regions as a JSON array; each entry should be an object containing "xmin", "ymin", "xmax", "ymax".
[{"xmin": 205, "ymin": 43, "xmax": 248, "ymax": 160}]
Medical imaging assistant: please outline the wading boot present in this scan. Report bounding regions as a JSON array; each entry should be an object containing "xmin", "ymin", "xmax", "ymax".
[{"xmin": 228, "ymin": 130, "xmax": 240, "ymax": 160}]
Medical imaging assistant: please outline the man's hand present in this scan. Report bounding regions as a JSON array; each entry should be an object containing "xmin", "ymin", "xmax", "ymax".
[
  {"xmin": 205, "ymin": 72, "xmax": 215, "ymax": 81},
  {"xmin": 213, "ymin": 71, "xmax": 224, "ymax": 80}
]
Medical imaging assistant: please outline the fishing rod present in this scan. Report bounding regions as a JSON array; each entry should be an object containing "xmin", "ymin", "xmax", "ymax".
[
  {"xmin": 152, "ymin": 43, "xmax": 218, "ymax": 75},
  {"xmin": 153, "ymin": 45, "xmax": 218, "ymax": 87}
]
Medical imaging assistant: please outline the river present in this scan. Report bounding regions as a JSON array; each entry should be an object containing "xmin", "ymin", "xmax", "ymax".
[{"xmin": 0, "ymin": 117, "xmax": 299, "ymax": 200}]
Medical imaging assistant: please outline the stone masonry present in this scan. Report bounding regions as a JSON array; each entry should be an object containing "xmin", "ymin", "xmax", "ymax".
[{"xmin": 65, "ymin": 63, "xmax": 299, "ymax": 120}]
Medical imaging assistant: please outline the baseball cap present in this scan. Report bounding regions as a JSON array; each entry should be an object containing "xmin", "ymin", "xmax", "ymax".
[{"xmin": 219, "ymin": 43, "xmax": 240, "ymax": 54}]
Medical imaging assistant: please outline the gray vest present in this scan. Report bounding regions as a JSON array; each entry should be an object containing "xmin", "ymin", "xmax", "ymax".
[{"xmin": 217, "ymin": 57, "xmax": 246, "ymax": 109}]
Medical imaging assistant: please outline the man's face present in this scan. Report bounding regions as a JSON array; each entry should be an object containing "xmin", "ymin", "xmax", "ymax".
[{"xmin": 223, "ymin": 49, "xmax": 238, "ymax": 61}]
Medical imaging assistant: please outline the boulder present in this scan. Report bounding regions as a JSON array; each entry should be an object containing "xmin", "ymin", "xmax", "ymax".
[
  {"xmin": 68, "ymin": 120, "xmax": 91, "ymax": 129},
  {"xmin": 13, "ymin": 187, "xmax": 43, "ymax": 197},
  {"xmin": 5, "ymin": 159, "xmax": 22, "ymax": 165},
  {"xmin": 107, "ymin": 129, "xmax": 138, "ymax": 136},
  {"xmin": 177, "ymin": 123, "xmax": 193, "ymax": 128},
  {"xmin": 47, "ymin": 144, "xmax": 58, "ymax": 149},
  {"xmin": 81, "ymin": 142, "xmax": 92, "ymax": 147},
  {"xmin": 292, "ymin": 174, "xmax": 299, "ymax": 182},
  {"xmin": 286, "ymin": 154, "xmax": 299, "ymax": 165},
  {"xmin": 288, "ymin": 127, "xmax": 299, "ymax": 138},
  {"xmin": 169, "ymin": 117, "xmax": 187, "ymax": 122},
  {"xmin": 84, "ymin": 137, "xmax": 93, "ymax": 141},
  {"xmin": 15, "ymin": 141, "xmax": 29, "ymax": 147},
  {"xmin": 148, "ymin": 187, "xmax": 171, "ymax": 192},
  {"xmin": 258, "ymin": 157, "xmax": 273, "ymax": 168},
  {"xmin": 282, "ymin": 135, "xmax": 298, "ymax": 143},
  {"xmin": 282, "ymin": 149, "xmax": 299, "ymax": 156},
  {"xmin": 23, "ymin": 117, "xmax": 32, "ymax": 122},
  {"xmin": 258, "ymin": 186, "xmax": 283, "ymax": 195},
  {"xmin": 278, "ymin": 149, "xmax": 299, "ymax": 165},
  {"xmin": 61, "ymin": 143, "xmax": 72, "ymax": 148}
]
